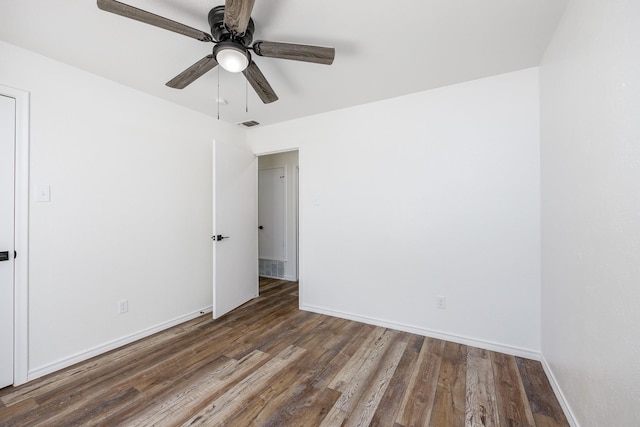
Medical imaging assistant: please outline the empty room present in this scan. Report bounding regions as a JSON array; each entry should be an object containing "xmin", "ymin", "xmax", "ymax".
[{"xmin": 0, "ymin": 0, "xmax": 638, "ymax": 426}]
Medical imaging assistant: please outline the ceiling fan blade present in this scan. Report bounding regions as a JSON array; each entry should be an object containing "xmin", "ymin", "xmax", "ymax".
[
  {"xmin": 253, "ymin": 41, "xmax": 335, "ymax": 65},
  {"xmin": 242, "ymin": 61, "xmax": 278, "ymax": 104},
  {"xmin": 166, "ymin": 56, "xmax": 218, "ymax": 89},
  {"xmin": 223, "ymin": 0, "xmax": 256, "ymax": 34},
  {"xmin": 97, "ymin": 0, "xmax": 213, "ymax": 42}
]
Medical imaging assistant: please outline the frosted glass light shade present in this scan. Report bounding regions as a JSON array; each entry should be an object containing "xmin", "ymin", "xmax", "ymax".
[{"xmin": 216, "ymin": 46, "xmax": 249, "ymax": 73}]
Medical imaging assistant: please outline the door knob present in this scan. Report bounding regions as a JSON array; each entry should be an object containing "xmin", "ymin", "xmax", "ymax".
[
  {"xmin": 0, "ymin": 251, "xmax": 9, "ymax": 262},
  {"xmin": 258, "ymin": 225, "xmax": 264, "ymax": 230}
]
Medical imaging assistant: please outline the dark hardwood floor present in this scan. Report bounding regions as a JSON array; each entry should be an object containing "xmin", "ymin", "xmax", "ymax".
[{"xmin": 0, "ymin": 278, "xmax": 568, "ymax": 426}]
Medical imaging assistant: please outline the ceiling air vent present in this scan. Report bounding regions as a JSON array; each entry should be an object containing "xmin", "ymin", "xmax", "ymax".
[{"xmin": 240, "ymin": 120, "xmax": 260, "ymax": 127}]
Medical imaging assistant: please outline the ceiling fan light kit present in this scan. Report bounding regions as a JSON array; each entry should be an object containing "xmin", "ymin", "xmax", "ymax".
[
  {"xmin": 96, "ymin": 0, "xmax": 335, "ymax": 105},
  {"xmin": 214, "ymin": 42, "xmax": 249, "ymax": 73}
]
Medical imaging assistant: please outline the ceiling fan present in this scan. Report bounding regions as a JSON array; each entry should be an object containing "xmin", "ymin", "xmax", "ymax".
[{"xmin": 96, "ymin": 0, "xmax": 335, "ymax": 104}]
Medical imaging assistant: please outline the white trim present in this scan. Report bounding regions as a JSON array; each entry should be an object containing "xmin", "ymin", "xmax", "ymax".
[
  {"xmin": 259, "ymin": 256, "xmax": 286, "ymax": 262},
  {"xmin": 300, "ymin": 303, "xmax": 541, "ymax": 360},
  {"xmin": 260, "ymin": 274, "xmax": 296, "ymax": 282},
  {"xmin": 258, "ymin": 274, "xmax": 297, "ymax": 282},
  {"xmin": 212, "ymin": 139, "xmax": 217, "ymax": 316},
  {"xmin": 0, "ymin": 84, "xmax": 30, "ymax": 386},
  {"xmin": 296, "ymin": 149, "xmax": 303, "ymax": 304},
  {"xmin": 540, "ymin": 355, "xmax": 581, "ymax": 427},
  {"xmin": 254, "ymin": 154, "xmax": 259, "ymax": 298},
  {"xmin": 259, "ymin": 274, "xmax": 282, "ymax": 280},
  {"xmin": 28, "ymin": 306, "xmax": 212, "ymax": 381},
  {"xmin": 294, "ymin": 165, "xmax": 299, "ymax": 282}
]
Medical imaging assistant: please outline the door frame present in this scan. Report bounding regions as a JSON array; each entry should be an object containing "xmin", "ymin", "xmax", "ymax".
[
  {"xmin": 0, "ymin": 84, "xmax": 29, "ymax": 386},
  {"xmin": 255, "ymin": 148, "xmax": 300, "ymax": 284}
]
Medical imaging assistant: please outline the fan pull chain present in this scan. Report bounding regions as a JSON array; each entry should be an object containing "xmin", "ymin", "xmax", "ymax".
[
  {"xmin": 245, "ymin": 78, "xmax": 249, "ymax": 113},
  {"xmin": 217, "ymin": 67, "xmax": 220, "ymax": 120}
]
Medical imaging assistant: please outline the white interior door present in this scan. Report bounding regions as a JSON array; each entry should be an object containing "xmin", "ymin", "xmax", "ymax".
[
  {"xmin": 0, "ymin": 94, "xmax": 16, "ymax": 388},
  {"xmin": 212, "ymin": 138, "xmax": 258, "ymax": 318},
  {"xmin": 258, "ymin": 167, "xmax": 286, "ymax": 261}
]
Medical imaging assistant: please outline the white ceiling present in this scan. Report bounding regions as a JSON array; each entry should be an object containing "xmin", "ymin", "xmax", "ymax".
[{"xmin": 0, "ymin": 0, "xmax": 568, "ymax": 127}]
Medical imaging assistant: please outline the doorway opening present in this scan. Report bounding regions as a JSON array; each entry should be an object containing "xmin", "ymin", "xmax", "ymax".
[{"xmin": 257, "ymin": 150, "xmax": 299, "ymax": 283}]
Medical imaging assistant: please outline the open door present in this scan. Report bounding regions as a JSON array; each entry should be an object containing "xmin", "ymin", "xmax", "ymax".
[
  {"xmin": 212, "ymin": 138, "xmax": 258, "ymax": 318},
  {"xmin": 0, "ymin": 94, "xmax": 15, "ymax": 388}
]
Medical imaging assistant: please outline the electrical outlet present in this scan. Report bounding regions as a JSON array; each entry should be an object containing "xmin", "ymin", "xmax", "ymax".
[
  {"xmin": 118, "ymin": 299, "xmax": 128, "ymax": 314},
  {"xmin": 436, "ymin": 296, "xmax": 446, "ymax": 309}
]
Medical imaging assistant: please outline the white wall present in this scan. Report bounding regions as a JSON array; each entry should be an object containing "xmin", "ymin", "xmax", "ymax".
[
  {"xmin": 0, "ymin": 41, "xmax": 244, "ymax": 378},
  {"xmin": 540, "ymin": 1, "xmax": 640, "ymax": 425},
  {"xmin": 258, "ymin": 151, "xmax": 298, "ymax": 280},
  {"xmin": 248, "ymin": 68, "xmax": 542, "ymax": 355}
]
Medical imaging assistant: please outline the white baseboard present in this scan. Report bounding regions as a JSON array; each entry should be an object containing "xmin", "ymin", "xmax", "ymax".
[
  {"xmin": 259, "ymin": 274, "xmax": 283, "ymax": 280},
  {"xmin": 259, "ymin": 274, "xmax": 297, "ymax": 282},
  {"xmin": 540, "ymin": 355, "xmax": 580, "ymax": 427},
  {"xmin": 27, "ymin": 306, "xmax": 213, "ymax": 382},
  {"xmin": 300, "ymin": 303, "xmax": 541, "ymax": 360}
]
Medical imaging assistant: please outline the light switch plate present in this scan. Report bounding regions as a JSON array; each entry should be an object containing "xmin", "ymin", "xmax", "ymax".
[{"xmin": 34, "ymin": 185, "xmax": 50, "ymax": 202}]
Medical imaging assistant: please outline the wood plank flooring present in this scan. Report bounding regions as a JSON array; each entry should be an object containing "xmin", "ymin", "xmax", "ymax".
[{"xmin": 0, "ymin": 278, "xmax": 568, "ymax": 426}]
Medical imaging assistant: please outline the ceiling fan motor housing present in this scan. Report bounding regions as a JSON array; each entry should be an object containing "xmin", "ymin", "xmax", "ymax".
[{"xmin": 208, "ymin": 5, "xmax": 254, "ymax": 45}]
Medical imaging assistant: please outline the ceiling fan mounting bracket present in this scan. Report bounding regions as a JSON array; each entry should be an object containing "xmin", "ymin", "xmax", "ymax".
[{"xmin": 208, "ymin": 5, "xmax": 254, "ymax": 46}]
